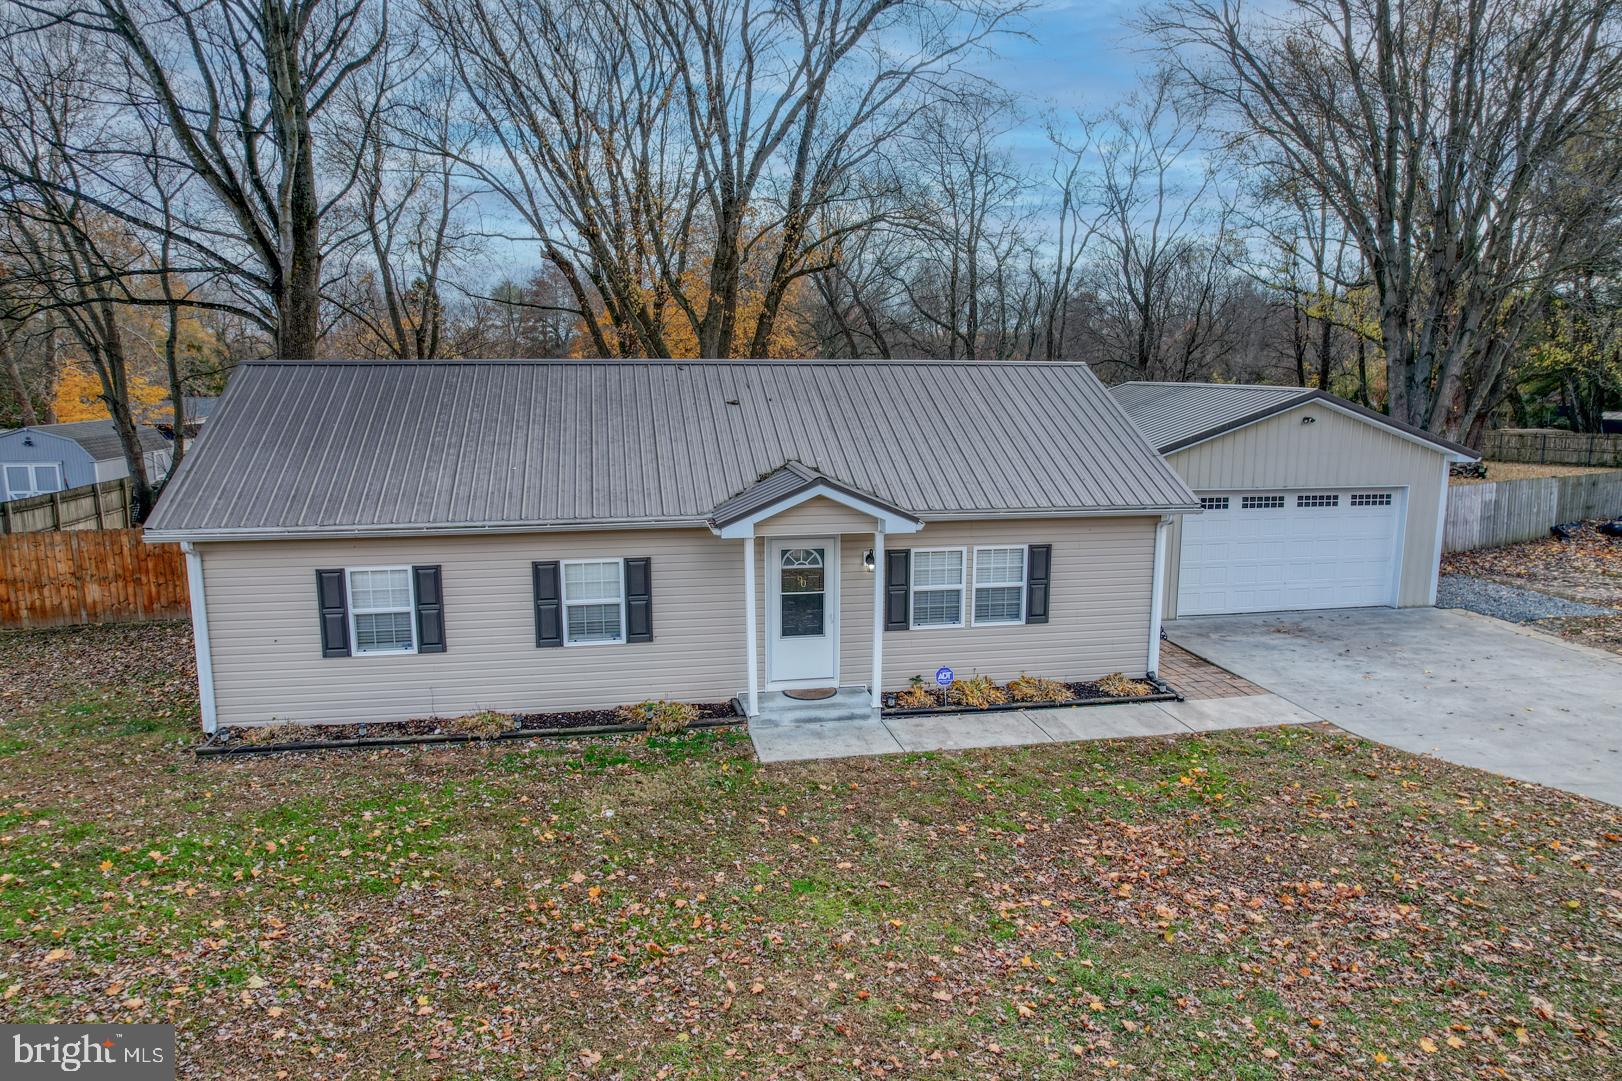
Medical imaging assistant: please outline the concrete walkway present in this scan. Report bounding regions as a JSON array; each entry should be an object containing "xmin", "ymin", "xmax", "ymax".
[
  {"xmin": 748, "ymin": 693, "xmax": 1319, "ymax": 763},
  {"xmin": 1168, "ymin": 608, "xmax": 1622, "ymax": 807}
]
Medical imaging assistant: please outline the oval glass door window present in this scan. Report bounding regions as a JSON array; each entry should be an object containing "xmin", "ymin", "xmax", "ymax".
[{"xmin": 780, "ymin": 548, "xmax": 826, "ymax": 637}]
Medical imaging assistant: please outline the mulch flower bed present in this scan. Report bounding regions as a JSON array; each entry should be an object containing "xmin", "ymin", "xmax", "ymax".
[
  {"xmin": 201, "ymin": 701, "xmax": 740, "ymax": 754},
  {"xmin": 881, "ymin": 677, "xmax": 1177, "ymax": 717}
]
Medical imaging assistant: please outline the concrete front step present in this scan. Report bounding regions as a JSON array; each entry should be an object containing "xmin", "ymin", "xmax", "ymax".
[{"xmin": 747, "ymin": 687, "xmax": 875, "ymax": 727}]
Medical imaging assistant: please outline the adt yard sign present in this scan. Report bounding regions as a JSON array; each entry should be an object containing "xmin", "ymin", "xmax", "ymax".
[{"xmin": 934, "ymin": 667, "xmax": 953, "ymax": 687}]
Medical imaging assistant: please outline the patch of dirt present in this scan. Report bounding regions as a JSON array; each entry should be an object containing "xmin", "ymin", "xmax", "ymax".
[
  {"xmin": 1533, "ymin": 612, "xmax": 1622, "ymax": 655},
  {"xmin": 1442, "ymin": 520, "xmax": 1622, "ymax": 607},
  {"xmin": 0, "ymin": 620, "xmax": 196, "ymax": 717}
]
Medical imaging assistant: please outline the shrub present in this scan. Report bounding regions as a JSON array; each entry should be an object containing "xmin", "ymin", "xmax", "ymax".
[
  {"xmin": 445, "ymin": 711, "xmax": 510, "ymax": 738},
  {"xmin": 950, "ymin": 674, "xmax": 1007, "ymax": 709},
  {"xmin": 894, "ymin": 685, "xmax": 937, "ymax": 709},
  {"xmin": 617, "ymin": 698, "xmax": 699, "ymax": 737},
  {"xmin": 1005, "ymin": 673, "xmax": 1076, "ymax": 703},
  {"xmin": 1097, "ymin": 672, "xmax": 1153, "ymax": 697}
]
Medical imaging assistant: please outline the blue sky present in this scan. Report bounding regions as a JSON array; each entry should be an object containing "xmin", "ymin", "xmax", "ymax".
[{"xmin": 965, "ymin": 0, "xmax": 1152, "ymax": 154}]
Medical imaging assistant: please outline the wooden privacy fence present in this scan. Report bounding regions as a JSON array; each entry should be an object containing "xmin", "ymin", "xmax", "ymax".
[
  {"xmin": 0, "ymin": 528, "xmax": 188, "ymax": 628},
  {"xmin": 1481, "ymin": 429, "xmax": 1622, "ymax": 467},
  {"xmin": 0, "ymin": 479, "xmax": 134, "ymax": 534},
  {"xmin": 1443, "ymin": 469, "xmax": 1622, "ymax": 553}
]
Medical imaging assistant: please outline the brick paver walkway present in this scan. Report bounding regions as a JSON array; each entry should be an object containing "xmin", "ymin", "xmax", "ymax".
[{"xmin": 1159, "ymin": 641, "xmax": 1264, "ymax": 699}]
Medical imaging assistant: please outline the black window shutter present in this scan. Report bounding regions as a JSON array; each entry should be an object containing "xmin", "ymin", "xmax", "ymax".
[
  {"xmin": 413, "ymin": 565, "xmax": 446, "ymax": 653},
  {"xmin": 315, "ymin": 569, "xmax": 350, "ymax": 657},
  {"xmin": 624, "ymin": 557, "xmax": 653, "ymax": 642},
  {"xmin": 884, "ymin": 548, "xmax": 910, "ymax": 630},
  {"xmin": 533, "ymin": 561, "xmax": 563, "ymax": 647},
  {"xmin": 1026, "ymin": 544, "xmax": 1052, "ymax": 624}
]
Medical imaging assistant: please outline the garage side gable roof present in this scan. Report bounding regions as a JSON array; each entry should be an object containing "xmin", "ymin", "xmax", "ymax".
[
  {"xmin": 146, "ymin": 359, "xmax": 1199, "ymax": 539},
  {"xmin": 1111, "ymin": 382, "xmax": 1479, "ymax": 461}
]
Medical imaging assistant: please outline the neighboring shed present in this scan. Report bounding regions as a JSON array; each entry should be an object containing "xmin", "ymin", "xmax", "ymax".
[
  {"xmin": 0, "ymin": 420, "xmax": 172, "ymax": 500},
  {"xmin": 1112, "ymin": 383, "xmax": 1479, "ymax": 618}
]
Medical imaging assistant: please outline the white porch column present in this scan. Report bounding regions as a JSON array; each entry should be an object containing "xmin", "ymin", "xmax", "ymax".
[
  {"xmin": 181, "ymin": 541, "xmax": 218, "ymax": 733},
  {"xmin": 743, "ymin": 532, "xmax": 759, "ymax": 717},
  {"xmin": 1146, "ymin": 517, "xmax": 1170, "ymax": 678},
  {"xmin": 870, "ymin": 525, "xmax": 885, "ymax": 709}
]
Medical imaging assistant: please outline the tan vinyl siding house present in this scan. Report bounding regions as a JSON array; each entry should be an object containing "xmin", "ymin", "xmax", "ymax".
[
  {"xmin": 148, "ymin": 360, "xmax": 1198, "ymax": 732},
  {"xmin": 196, "ymin": 513, "xmax": 1156, "ymax": 727}
]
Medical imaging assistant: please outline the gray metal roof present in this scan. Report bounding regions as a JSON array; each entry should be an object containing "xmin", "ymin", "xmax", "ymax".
[
  {"xmin": 146, "ymin": 359, "xmax": 1198, "ymax": 539},
  {"xmin": 1111, "ymin": 382, "xmax": 1308, "ymax": 449},
  {"xmin": 1111, "ymin": 381, "xmax": 1479, "ymax": 459},
  {"xmin": 6, "ymin": 419, "xmax": 171, "ymax": 460},
  {"xmin": 708, "ymin": 460, "xmax": 922, "ymax": 529}
]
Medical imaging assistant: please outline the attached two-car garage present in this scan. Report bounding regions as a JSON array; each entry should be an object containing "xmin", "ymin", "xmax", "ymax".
[{"xmin": 1112, "ymin": 383, "xmax": 1478, "ymax": 619}]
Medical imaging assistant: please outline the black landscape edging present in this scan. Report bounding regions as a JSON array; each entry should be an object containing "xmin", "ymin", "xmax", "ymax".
[
  {"xmin": 881, "ymin": 689, "xmax": 1180, "ymax": 718},
  {"xmin": 194, "ymin": 715, "xmax": 746, "ymax": 757}
]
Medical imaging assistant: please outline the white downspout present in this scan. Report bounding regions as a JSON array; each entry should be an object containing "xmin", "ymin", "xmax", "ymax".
[
  {"xmin": 870, "ymin": 525, "xmax": 885, "ymax": 709},
  {"xmin": 181, "ymin": 541, "xmax": 218, "ymax": 733},
  {"xmin": 1146, "ymin": 517, "xmax": 1171, "ymax": 679},
  {"xmin": 743, "ymin": 532, "xmax": 759, "ymax": 718}
]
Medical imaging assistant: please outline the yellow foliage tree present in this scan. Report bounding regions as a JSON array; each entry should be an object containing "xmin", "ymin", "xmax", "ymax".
[{"xmin": 52, "ymin": 364, "xmax": 168, "ymax": 423}]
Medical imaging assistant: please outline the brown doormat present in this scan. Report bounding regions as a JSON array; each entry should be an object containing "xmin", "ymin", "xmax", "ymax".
[{"xmin": 783, "ymin": 687, "xmax": 837, "ymax": 701}]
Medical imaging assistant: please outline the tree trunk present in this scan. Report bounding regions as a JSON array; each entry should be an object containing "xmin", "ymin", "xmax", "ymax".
[{"xmin": 0, "ymin": 322, "xmax": 37, "ymax": 425}]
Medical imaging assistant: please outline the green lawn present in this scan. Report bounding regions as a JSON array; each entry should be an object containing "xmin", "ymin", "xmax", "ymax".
[{"xmin": 1, "ymin": 623, "xmax": 1618, "ymax": 1079}]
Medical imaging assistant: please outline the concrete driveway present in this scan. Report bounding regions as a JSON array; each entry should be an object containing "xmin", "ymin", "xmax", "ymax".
[{"xmin": 1167, "ymin": 608, "xmax": 1622, "ymax": 806}]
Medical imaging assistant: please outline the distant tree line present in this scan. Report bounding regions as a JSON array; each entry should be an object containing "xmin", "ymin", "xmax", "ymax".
[{"xmin": 1, "ymin": 0, "xmax": 1619, "ymax": 513}]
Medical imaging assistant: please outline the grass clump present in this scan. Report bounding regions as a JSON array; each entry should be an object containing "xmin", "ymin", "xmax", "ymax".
[
  {"xmin": 1098, "ymin": 672, "xmax": 1153, "ymax": 697},
  {"xmin": 949, "ymin": 674, "xmax": 1007, "ymax": 709},
  {"xmin": 444, "ymin": 711, "xmax": 510, "ymax": 738},
  {"xmin": 616, "ymin": 698, "xmax": 698, "ymax": 737},
  {"xmin": 1005, "ymin": 673, "xmax": 1075, "ymax": 703}
]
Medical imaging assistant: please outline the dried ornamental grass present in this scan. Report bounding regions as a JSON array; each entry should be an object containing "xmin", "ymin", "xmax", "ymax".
[
  {"xmin": 1005, "ymin": 673, "xmax": 1076, "ymax": 703},
  {"xmin": 444, "ymin": 711, "xmax": 511, "ymax": 738},
  {"xmin": 893, "ymin": 685, "xmax": 938, "ymax": 709},
  {"xmin": 949, "ymin": 674, "xmax": 1008, "ymax": 709},
  {"xmin": 616, "ymin": 699, "xmax": 699, "ymax": 737},
  {"xmin": 1097, "ymin": 672, "xmax": 1153, "ymax": 697}
]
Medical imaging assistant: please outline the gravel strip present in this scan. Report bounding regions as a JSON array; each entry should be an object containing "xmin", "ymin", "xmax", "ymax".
[{"xmin": 1436, "ymin": 573, "xmax": 1614, "ymax": 623}]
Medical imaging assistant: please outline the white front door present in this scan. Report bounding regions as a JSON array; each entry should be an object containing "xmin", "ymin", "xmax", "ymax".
[
  {"xmin": 767, "ymin": 537, "xmax": 839, "ymax": 687},
  {"xmin": 1177, "ymin": 489, "xmax": 1403, "ymax": 615}
]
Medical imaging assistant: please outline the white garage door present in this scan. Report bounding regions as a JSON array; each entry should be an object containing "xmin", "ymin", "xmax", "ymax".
[{"xmin": 1177, "ymin": 490, "xmax": 1403, "ymax": 615}]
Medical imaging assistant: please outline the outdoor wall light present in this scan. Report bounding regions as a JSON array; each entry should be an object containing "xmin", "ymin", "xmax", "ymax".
[
  {"xmin": 21, "ymin": 435, "xmax": 33, "ymax": 446},
  {"xmin": 1301, "ymin": 415, "xmax": 1316, "ymax": 425},
  {"xmin": 863, "ymin": 549, "xmax": 875, "ymax": 571}
]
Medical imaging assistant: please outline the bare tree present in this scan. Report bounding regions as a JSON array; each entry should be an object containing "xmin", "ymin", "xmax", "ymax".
[
  {"xmin": 422, "ymin": 0, "xmax": 1024, "ymax": 359},
  {"xmin": 0, "ymin": 23, "xmax": 162, "ymax": 514},
  {"xmin": 12, "ymin": 0, "xmax": 389, "ymax": 358},
  {"xmin": 1148, "ymin": 0, "xmax": 1622, "ymax": 437},
  {"xmin": 1081, "ymin": 72, "xmax": 1241, "ymax": 382}
]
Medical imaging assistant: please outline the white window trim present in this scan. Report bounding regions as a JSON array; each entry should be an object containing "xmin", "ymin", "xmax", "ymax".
[
  {"xmin": 561, "ymin": 557, "xmax": 627, "ymax": 647},
  {"xmin": 346, "ymin": 565, "xmax": 418, "ymax": 657},
  {"xmin": 909, "ymin": 546, "xmax": 967, "ymax": 630},
  {"xmin": 971, "ymin": 545, "xmax": 1026, "ymax": 626},
  {"xmin": 2, "ymin": 461, "xmax": 63, "ymax": 499}
]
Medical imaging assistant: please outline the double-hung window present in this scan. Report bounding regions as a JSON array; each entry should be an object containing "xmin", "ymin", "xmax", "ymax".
[
  {"xmin": 910, "ymin": 548, "xmax": 966, "ymax": 628},
  {"xmin": 347, "ymin": 567, "xmax": 417, "ymax": 655},
  {"xmin": 2, "ymin": 462, "xmax": 63, "ymax": 499},
  {"xmin": 972, "ymin": 546, "xmax": 1026, "ymax": 625},
  {"xmin": 562, "ymin": 559, "xmax": 626, "ymax": 645}
]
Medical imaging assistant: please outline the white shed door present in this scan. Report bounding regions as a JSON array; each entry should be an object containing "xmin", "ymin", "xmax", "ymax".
[{"xmin": 1177, "ymin": 491, "xmax": 1402, "ymax": 615}]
